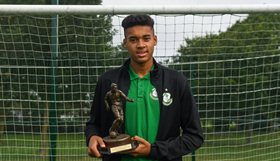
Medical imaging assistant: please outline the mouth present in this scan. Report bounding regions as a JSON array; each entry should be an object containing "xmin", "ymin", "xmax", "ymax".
[{"xmin": 136, "ymin": 51, "xmax": 147, "ymax": 57}]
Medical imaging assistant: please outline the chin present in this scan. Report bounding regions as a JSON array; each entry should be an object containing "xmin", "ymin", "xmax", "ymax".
[{"xmin": 131, "ymin": 56, "xmax": 152, "ymax": 64}]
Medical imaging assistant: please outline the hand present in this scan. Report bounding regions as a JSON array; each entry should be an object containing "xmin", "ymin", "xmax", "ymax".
[
  {"xmin": 127, "ymin": 136, "xmax": 151, "ymax": 157},
  {"xmin": 87, "ymin": 135, "xmax": 106, "ymax": 158}
]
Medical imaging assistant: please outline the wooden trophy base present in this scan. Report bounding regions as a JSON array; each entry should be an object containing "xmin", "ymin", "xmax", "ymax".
[{"xmin": 99, "ymin": 134, "xmax": 138, "ymax": 155}]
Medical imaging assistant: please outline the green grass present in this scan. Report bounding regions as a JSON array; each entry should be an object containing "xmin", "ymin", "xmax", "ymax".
[
  {"xmin": 1, "ymin": 131, "xmax": 280, "ymax": 161},
  {"xmin": 0, "ymin": 133, "xmax": 98, "ymax": 161},
  {"xmin": 184, "ymin": 131, "xmax": 280, "ymax": 161}
]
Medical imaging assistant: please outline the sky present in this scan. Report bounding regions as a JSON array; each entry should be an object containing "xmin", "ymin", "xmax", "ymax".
[{"xmin": 101, "ymin": 0, "xmax": 280, "ymax": 58}]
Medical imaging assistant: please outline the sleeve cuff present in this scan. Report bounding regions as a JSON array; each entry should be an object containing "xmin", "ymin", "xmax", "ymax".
[
  {"xmin": 148, "ymin": 143, "xmax": 159, "ymax": 160},
  {"xmin": 86, "ymin": 134, "xmax": 94, "ymax": 146}
]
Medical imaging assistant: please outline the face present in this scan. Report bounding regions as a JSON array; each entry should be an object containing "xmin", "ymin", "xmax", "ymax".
[
  {"xmin": 111, "ymin": 84, "xmax": 117, "ymax": 92},
  {"xmin": 123, "ymin": 25, "xmax": 157, "ymax": 66}
]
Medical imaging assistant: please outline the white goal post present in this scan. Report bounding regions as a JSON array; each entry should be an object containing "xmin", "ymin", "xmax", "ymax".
[{"xmin": 0, "ymin": 4, "xmax": 280, "ymax": 14}]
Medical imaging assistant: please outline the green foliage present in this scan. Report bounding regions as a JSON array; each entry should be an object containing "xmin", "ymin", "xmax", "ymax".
[
  {"xmin": 0, "ymin": 0, "xmax": 117, "ymax": 133},
  {"xmin": 174, "ymin": 13, "xmax": 280, "ymax": 132}
]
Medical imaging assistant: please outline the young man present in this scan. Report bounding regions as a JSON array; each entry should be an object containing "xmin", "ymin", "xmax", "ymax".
[{"xmin": 85, "ymin": 15, "xmax": 204, "ymax": 161}]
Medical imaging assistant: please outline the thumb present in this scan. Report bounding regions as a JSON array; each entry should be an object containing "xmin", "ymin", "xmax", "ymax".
[{"xmin": 132, "ymin": 136, "xmax": 149, "ymax": 145}]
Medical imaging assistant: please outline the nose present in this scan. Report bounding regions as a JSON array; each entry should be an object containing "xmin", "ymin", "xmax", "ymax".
[{"xmin": 136, "ymin": 39, "xmax": 145, "ymax": 48}]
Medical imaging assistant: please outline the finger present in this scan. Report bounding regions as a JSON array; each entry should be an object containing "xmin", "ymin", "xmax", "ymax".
[
  {"xmin": 88, "ymin": 148, "xmax": 100, "ymax": 158},
  {"xmin": 88, "ymin": 136, "xmax": 105, "ymax": 157},
  {"xmin": 130, "ymin": 136, "xmax": 151, "ymax": 156},
  {"xmin": 88, "ymin": 146, "xmax": 101, "ymax": 158},
  {"xmin": 94, "ymin": 138, "xmax": 107, "ymax": 157},
  {"xmin": 132, "ymin": 136, "xmax": 149, "ymax": 145},
  {"xmin": 96, "ymin": 137, "xmax": 106, "ymax": 147}
]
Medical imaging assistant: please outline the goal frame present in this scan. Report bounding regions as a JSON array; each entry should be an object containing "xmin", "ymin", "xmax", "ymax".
[{"xmin": 0, "ymin": 4, "xmax": 280, "ymax": 15}]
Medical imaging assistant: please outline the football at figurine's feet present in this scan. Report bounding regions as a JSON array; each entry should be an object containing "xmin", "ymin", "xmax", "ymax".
[{"xmin": 110, "ymin": 131, "xmax": 117, "ymax": 138}]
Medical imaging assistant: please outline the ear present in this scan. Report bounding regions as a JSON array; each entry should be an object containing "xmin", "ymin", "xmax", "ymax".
[
  {"xmin": 154, "ymin": 35, "xmax": 158, "ymax": 46},
  {"xmin": 122, "ymin": 38, "xmax": 127, "ymax": 48}
]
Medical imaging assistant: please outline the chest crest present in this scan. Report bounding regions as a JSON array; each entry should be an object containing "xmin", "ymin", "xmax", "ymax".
[
  {"xmin": 150, "ymin": 88, "xmax": 158, "ymax": 100},
  {"xmin": 162, "ymin": 88, "xmax": 173, "ymax": 106}
]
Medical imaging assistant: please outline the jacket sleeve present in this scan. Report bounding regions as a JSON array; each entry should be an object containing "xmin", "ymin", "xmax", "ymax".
[
  {"xmin": 85, "ymin": 78, "xmax": 103, "ymax": 146},
  {"xmin": 149, "ymin": 74, "xmax": 204, "ymax": 161}
]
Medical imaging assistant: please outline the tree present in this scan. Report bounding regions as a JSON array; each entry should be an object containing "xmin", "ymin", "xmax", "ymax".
[
  {"xmin": 0, "ymin": 0, "xmax": 116, "ymax": 156},
  {"xmin": 173, "ymin": 13, "xmax": 280, "ymax": 133}
]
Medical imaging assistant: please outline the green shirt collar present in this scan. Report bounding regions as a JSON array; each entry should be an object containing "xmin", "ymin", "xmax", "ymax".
[{"xmin": 128, "ymin": 65, "xmax": 154, "ymax": 80}]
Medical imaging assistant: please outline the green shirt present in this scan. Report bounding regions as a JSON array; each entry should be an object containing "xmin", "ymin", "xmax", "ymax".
[{"xmin": 122, "ymin": 66, "xmax": 160, "ymax": 161}]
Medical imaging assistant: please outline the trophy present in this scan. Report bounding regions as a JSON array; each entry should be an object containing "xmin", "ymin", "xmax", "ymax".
[{"xmin": 99, "ymin": 83, "xmax": 138, "ymax": 154}]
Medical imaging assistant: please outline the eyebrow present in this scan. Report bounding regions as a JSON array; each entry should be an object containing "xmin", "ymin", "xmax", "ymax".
[{"xmin": 127, "ymin": 34, "xmax": 152, "ymax": 39}]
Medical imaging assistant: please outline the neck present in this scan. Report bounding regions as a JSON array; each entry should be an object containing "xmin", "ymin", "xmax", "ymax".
[{"xmin": 130, "ymin": 60, "xmax": 153, "ymax": 78}]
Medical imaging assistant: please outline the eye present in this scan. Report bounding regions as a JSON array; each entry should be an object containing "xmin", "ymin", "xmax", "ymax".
[
  {"xmin": 143, "ymin": 36, "xmax": 151, "ymax": 42},
  {"xmin": 144, "ymin": 38, "xmax": 150, "ymax": 42},
  {"xmin": 129, "ymin": 37, "xmax": 137, "ymax": 43}
]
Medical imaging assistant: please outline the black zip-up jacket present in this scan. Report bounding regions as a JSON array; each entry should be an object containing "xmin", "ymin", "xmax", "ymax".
[{"xmin": 85, "ymin": 58, "xmax": 204, "ymax": 161}]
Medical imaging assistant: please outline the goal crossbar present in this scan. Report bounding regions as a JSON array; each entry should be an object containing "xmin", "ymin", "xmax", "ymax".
[{"xmin": 0, "ymin": 4, "xmax": 280, "ymax": 15}]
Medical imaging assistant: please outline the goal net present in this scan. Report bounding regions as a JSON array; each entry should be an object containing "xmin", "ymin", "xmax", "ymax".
[{"xmin": 0, "ymin": 5, "xmax": 279, "ymax": 161}]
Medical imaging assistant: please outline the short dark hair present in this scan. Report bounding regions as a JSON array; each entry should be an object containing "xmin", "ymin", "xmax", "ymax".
[{"xmin": 121, "ymin": 14, "xmax": 154, "ymax": 31}]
